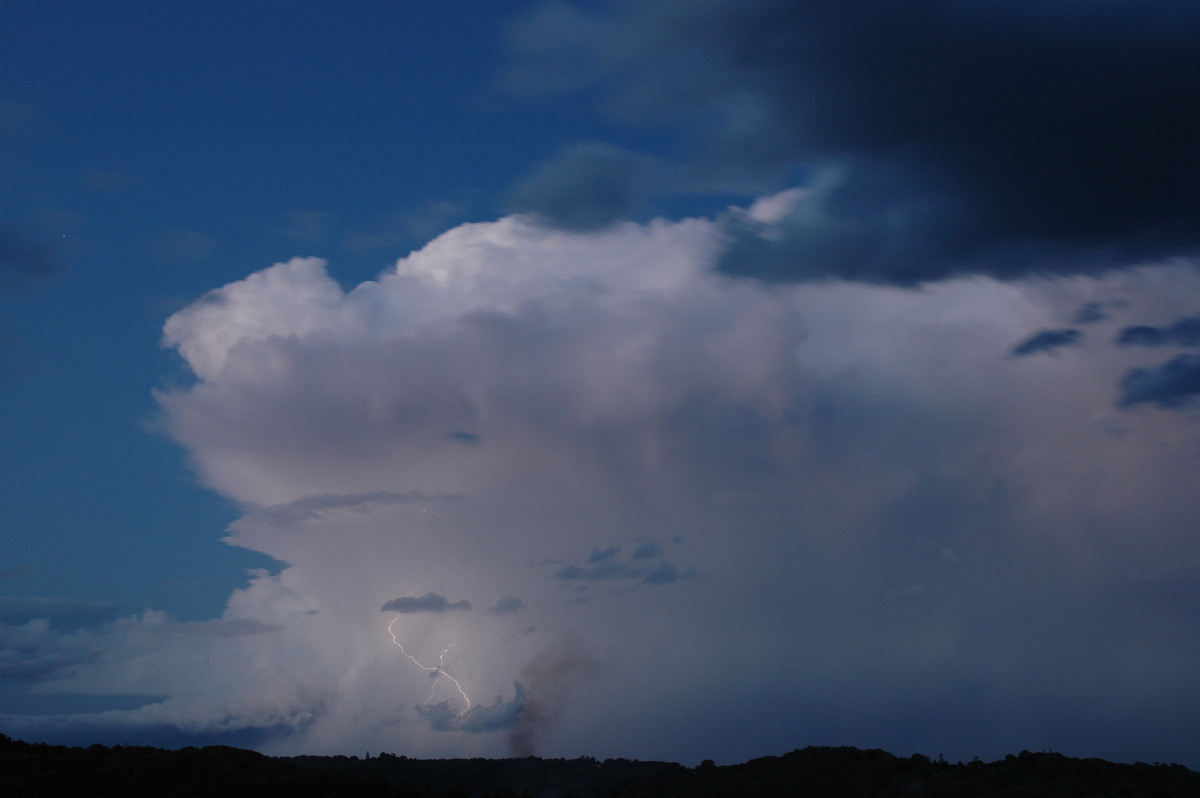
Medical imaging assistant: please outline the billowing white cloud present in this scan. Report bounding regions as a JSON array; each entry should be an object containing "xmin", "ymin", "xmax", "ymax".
[{"xmin": 7, "ymin": 204, "xmax": 1200, "ymax": 764}]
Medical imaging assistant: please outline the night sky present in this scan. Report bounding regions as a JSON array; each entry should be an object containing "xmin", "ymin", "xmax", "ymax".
[{"xmin": 4, "ymin": 0, "xmax": 1200, "ymax": 767}]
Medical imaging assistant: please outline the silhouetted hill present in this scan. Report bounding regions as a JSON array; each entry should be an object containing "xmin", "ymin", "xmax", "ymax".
[{"xmin": 3, "ymin": 733, "xmax": 1199, "ymax": 797}]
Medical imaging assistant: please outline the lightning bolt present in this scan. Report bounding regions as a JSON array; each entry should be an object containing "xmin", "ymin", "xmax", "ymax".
[{"xmin": 386, "ymin": 614, "xmax": 471, "ymax": 714}]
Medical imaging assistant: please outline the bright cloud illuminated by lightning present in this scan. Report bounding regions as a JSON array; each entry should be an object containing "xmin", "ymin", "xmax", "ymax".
[{"xmin": 5, "ymin": 203, "xmax": 1200, "ymax": 764}]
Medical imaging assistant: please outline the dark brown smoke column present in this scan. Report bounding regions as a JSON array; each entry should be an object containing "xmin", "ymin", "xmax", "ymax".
[{"xmin": 509, "ymin": 633, "xmax": 602, "ymax": 756}]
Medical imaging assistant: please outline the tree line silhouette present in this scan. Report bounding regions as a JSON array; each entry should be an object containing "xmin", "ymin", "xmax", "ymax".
[{"xmin": 2, "ymin": 733, "xmax": 1199, "ymax": 796}]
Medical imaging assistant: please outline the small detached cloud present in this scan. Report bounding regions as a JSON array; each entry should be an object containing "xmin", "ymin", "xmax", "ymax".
[
  {"xmin": 553, "ymin": 542, "xmax": 692, "ymax": 586},
  {"xmin": 381, "ymin": 592, "xmax": 472, "ymax": 614},
  {"xmin": 1116, "ymin": 314, "xmax": 1200, "ymax": 348},
  {"xmin": 1010, "ymin": 328, "xmax": 1081, "ymax": 357},
  {"xmin": 487, "ymin": 595, "xmax": 526, "ymax": 617},
  {"xmin": 630, "ymin": 541, "xmax": 663, "ymax": 560},
  {"xmin": 1118, "ymin": 354, "xmax": 1200, "ymax": 409},
  {"xmin": 418, "ymin": 682, "xmax": 525, "ymax": 733},
  {"xmin": 167, "ymin": 619, "xmax": 284, "ymax": 637},
  {"xmin": 1073, "ymin": 300, "xmax": 1127, "ymax": 325}
]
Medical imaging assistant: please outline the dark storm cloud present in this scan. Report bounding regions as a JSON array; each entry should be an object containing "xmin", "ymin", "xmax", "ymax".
[
  {"xmin": 506, "ymin": 142, "xmax": 654, "ymax": 231},
  {"xmin": 510, "ymin": 1, "xmax": 1200, "ymax": 284},
  {"xmin": 0, "ymin": 229, "xmax": 62, "ymax": 296},
  {"xmin": 380, "ymin": 592, "xmax": 472, "ymax": 614},
  {"xmin": 1118, "ymin": 355, "xmax": 1200, "ymax": 409},
  {"xmin": 1010, "ymin": 328, "xmax": 1081, "ymax": 357},
  {"xmin": 1115, "ymin": 315, "xmax": 1200, "ymax": 348},
  {"xmin": 418, "ymin": 682, "xmax": 525, "ymax": 733}
]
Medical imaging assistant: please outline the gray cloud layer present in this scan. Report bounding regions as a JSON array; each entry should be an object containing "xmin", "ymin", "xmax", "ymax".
[{"xmin": 508, "ymin": 0, "xmax": 1200, "ymax": 284}]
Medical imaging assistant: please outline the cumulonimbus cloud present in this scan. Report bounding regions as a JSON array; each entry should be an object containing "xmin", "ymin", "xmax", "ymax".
[{"xmin": 7, "ymin": 200, "xmax": 1200, "ymax": 764}]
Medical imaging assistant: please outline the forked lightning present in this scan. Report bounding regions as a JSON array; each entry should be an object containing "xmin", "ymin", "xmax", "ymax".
[{"xmin": 386, "ymin": 614, "xmax": 471, "ymax": 713}]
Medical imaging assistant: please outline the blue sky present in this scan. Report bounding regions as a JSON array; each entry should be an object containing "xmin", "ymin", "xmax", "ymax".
[
  {"xmin": 2, "ymin": 1, "xmax": 558, "ymax": 618},
  {"xmin": 4, "ymin": 0, "xmax": 1200, "ymax": 767}
]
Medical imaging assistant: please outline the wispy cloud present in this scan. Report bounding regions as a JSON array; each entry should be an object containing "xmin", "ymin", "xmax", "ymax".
[
  {"xmin": 1116, "ymin": 314, "xmax": 1200, "ymax": 348},
  {"xmin": 1011, "ymin": 329, "xmax": 1081, "ymax": 357},
  {"xmin": 553, "ymin": 543, "xmax": 691, "ymax": 586}
]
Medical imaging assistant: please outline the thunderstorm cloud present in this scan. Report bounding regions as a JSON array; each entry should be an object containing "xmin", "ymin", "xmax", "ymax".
[
  {"xmin": 8, "ymin": 0, "xmax": 1200, "ymax": 769},
  {"xmin": 5, "ymin": 196, "xmax": 1200, "ymax": 764}
]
